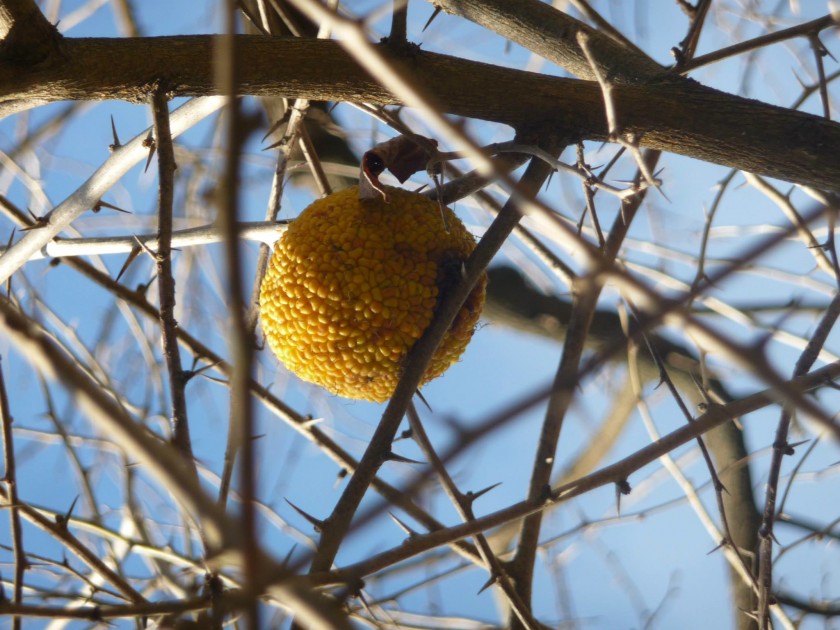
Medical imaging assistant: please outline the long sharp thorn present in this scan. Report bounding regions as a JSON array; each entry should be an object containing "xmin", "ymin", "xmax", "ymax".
[
  {"xmin": 109, "ymin": 115, "xmax": 122, "ymax": 151},
  {"xmin": 414, "ymin": 388, "xmax": 433, "ymax": 412},
  {"xmin": 422, "ymin": 7, "xmax": 442, "ymax": 32},
  {"xmin": 143, "ymin": 130, "xmax": 156, "ymax": 173},
  {"xmin": 388, "ymin": 511, "xmax": 417, "ymax": 537},
  {"xmin": 466, "ymin": 481, "xmax": 502, "ymax": 505},
  {"xmin": 95, "ymin": 199, "xmax": 131, "ymax": 214},
  {"xmin": 385, "ymin": 451, "xmax": 424, "ymax": 465},
  {"xmin": 477, "ymin": 573, "xmax": 497, "ymax": 595},
  {"xmin": 115, "ymin": 246, "xmax": 142, "ymax": 283},
  {"xmin": 284, "ymin": 498, "xmax": 326, "ymax": 531}
]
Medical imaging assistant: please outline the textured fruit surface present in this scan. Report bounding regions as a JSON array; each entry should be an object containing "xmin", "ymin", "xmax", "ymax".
[{"xmin": 260, "ymin": 185, "xmax": 486, "ymax": 402}]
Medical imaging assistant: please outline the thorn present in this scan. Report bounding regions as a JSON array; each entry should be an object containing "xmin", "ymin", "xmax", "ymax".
[
  {"xmin": 422, "ymin": 7, "xmax": 442, "ymax": 32},
  {"xmin": 615, "ymin": 479, "xmax": 631, "ymax": 514},
  {"xmin": 707, "ymin": 539, "xmax": 727, "ymax": 555},
  {"xmin": 759, "ymin": 526, "xmax": 782, "ymax": 545},
  {"xmin": 143, "ymin": 130, "xmax": 156, "ymax": 173},
  {"xmin": 55, "ymin": 495, "xmax": 80, "ymax": 528},
  {"xmin": 384, "ymin": 451, "xmax": 424, "ymax": 465},
  {"xmin": 464, "ymin": 482, "xmax": 502, "ymax": 506},
  {"xmin": 19, "ymin": 213, "xmax": 49, "ymax": 231},
  {"xmin": 654, "ymin": 370, "xmax": 667, "ymax": 389},
  {"xmin": 114, "ymin": 247, "xmax": 142, "ymax": 283},
  {"xmin": 741, "ymin": 608, "xmax": 760, "ymax": 622},
  {"xmin": 334, "ymin": 576, "xmax": 365, "ymax": 603},
  {"xmin": 133, "ymin": 280, "xmax": 153, "ymax": 297},
  {"xmin": 4, "ymin": 229, "xmax": 14, "ymax": 295},
  {"xmin": 284, "ymin": 498, "xmax": 326, "ymax": 532},
  {"xmin": 414, "ymin": 388, "xmax": 433, "ymax": 412},
  {"xmin": 812, "ymin": 34, "xmax": 834, "ymax": 60},
  {"xmin": 133, "ymin": 235, "xmax": 158, "ymax": 261},
  {"xmin": 203, "ymin": 573, "xmax": 224, "ymax": 600},
  {"xmin": 774, "ymin": 436, "xmax": 804, "ymax": 456},
  {"xmin": 388, "ymin": 511, "xmax": 417, "ymax": 537},
  {"xmin": 281, "ymin": 544, "xmax": 297, "ymax": 569},
  {"xmin": 93, "ymin": 199, "xmax": 131, "ymax": 214},
  {"xmin": 183, "ymin": 360, "xmax": 222, "ymax": 383},
  {"xmin": 262, "ymin": 111, "xmax": 292, "ymax": 143},
  {"xmin": 355, "ymin": 591, "xmax": 377, "ymax": 621},
  {"xmin": 301, "ymin": 415, "xmax": 324, "ymax": 429},
  {"xmin": 109, "ymin": 115, "xmax": 122, "ymax": 151},
  {"xmin": 544, "ymin": 169, "xmax": 555, "ymax": 190},
  {"xmin": 262, "ymin": 137, "xmax": 287, "ymax": 152},
  {"xmin": 477, "ymin": 572, "xmax": 498, "ymax": 595}
]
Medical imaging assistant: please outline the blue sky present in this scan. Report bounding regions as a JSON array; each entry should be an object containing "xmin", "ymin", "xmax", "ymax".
[{"xmin": 1, "ymin": 1, "xmax": 839, "ymax": 628}]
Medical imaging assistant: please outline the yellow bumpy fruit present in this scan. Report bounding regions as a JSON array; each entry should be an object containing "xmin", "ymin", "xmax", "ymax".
[{"xmin": 260, "ymin": 185, "xmax": 486, "ymax": 402}]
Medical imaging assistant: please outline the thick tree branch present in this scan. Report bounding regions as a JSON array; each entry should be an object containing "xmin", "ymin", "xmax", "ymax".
[
  {"xmin": 0, "ymin": 0, "xmax": 62, "ymax": 64},
  {"xmin": 0, "ymin": 36, "xmax": 838, "ymax": 191},
  {"xmin": 429, "ymin": 0, "xmax": 664, "ymax": 81}
]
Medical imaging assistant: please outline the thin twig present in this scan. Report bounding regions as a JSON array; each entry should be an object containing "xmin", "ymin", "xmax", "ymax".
[
  {"xmin": 0, "ymin": 463, "xmax": 147, "ymax": 604},
  {"xmin": 808, "ymin": 33, "xmax": 832, "ymax": 120},
  {"xmin": 756, "ymin": 293, "xmax": 840, "ymax": 629},
  {"xmin": 624, "ymin": 301, "xmax": 762, "ymax": 612},
  {"xmin": 678, "ymin": 14, "xmax": 840, "ymax": 74},
  {"xmin": 576, "ymin": 30, "xmax": 619, "ymax": 136},
  {"xmin": 19, "ymin": 236, "xmax": 489, "ymax": 573},
  {"xmin": 296, "ymin": 121, "xmax": 332, "ymax": 196},
  {"xmin": 575, "ymin": 142, "xmax": 605, "ymax": 247},
  {"xmin": 507, "ymin": 149, "xmax": 660, "ymax": 624},
  {"xmin": 0, "ymin": 97, "xmax": 226, "ymax": 285},
  {"xmin": 675, "ymin": 0, "xmax": 711, "ymax": 64},
  {"xmin": 567, "ymin": 0, "xmax": 648, "ymax": 58},
  {"xmin": 0, "ymin": 353, "xmax": 25, "ymax": 630},
  {"xmin": 405, "ymin": 403, "xmax": 540, "ymax": 630},
  {"xmin": 388, "ymin": 0, "xmax": 408, "ymax": 44},
  {"xmin": 689, "ymin": 169, "xmax": 738, "ymax": 298},
  {"xmin": 219, "ymin": 1, "xmax": 259, "ymax": 626},
  {"xmin": 745, "ymin": 173, "xmax": 835, "ymax": 277},
  {"xmin": 305, "ymin": 359, "xmax": 840, "ymax": 589},
  {"xmin": 151, "ymin": 89, "xmax": 196, "ymax": 472}
]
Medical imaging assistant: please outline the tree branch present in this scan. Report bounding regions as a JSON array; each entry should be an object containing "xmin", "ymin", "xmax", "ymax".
[
  {"xmin": 0, "ymin": 36, "xmax": 838, "ymax": 191},
  {"xmin": 307, "ymin": 358, "xmax": 840, "ymax": 589},
  {"xmin": 0, "ymin": 0, "xmax": 62, "ymax": 64},
  {"xmin": 429, "ymin": 0, "xmax": 663, "ymax": 82},
  {"xmin": 150, "ymin": 90, "xmax": 197, "ymax": 474}
]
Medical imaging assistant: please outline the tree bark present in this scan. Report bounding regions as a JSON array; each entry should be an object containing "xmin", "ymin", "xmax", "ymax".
[{"xmin": 0, "ymin": 35, "xmax": 838, "ymax": 191}]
